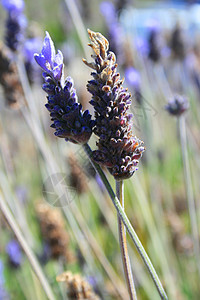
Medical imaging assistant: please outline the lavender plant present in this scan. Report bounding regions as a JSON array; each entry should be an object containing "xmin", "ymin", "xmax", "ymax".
[
  {"xmin": 2, "ymin": 0, "xmax": 26, "ymax": 52},
  {"xmin": 166, "ymin": 94, "xmax": 200, "ymax": 276},
  {"xmin": 83, "ymin": 30, "xmax": 145, "ymax": 180},
  {"xmin": 83, "ymin": 29, "xmax": 145, "ymax": 299},
  {"xmin": 34, "ymin": 32, "xmax": 94, "ymax": 144},
  {"xmin": 35, "ymin": 30, "xmax": 168, "ymax": 300}
]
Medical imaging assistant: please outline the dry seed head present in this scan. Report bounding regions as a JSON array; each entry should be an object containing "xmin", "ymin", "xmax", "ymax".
[
  {"xmin": 83, "ymin": 30, "xmax": 145, "ymax": 180},
  {"xmin": 68, "ymin": 152, "xmax": 88, "ymax": 195},
  {"xmin": 57, "ymin": 271, "xmax": 101, "ymax": 300},
  {"xmin": 0, "ymin": 43, "xmax": 25, "ymax": 108},
  {"xmin": 36, "ymin": 202, "xmax": 72, "ymax": 261}
]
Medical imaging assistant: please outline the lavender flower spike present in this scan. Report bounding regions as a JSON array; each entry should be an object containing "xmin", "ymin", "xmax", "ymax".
[
  {"xmin": 83, "ymin": 30, "xmax": 145, "ymax": 180},
  {"xmin": 35, "ymin": 32, "xmax": 94, "ymax": 144},
  {"xmin": 2, "ymin": 0, "xmax": 26, "ymax": 52}
]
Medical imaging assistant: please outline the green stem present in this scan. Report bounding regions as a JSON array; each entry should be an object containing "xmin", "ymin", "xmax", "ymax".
[
  {"xmin": 0, "ymin": 193, "xmax": 56, "ymax": 300},
  {"xmin": 116, "ymin": 180, "xmax": 137, "ymax": 300},
  {"xmin": 83, "ymin": 143, "xmax": 168, "ymax": 300},
  {"xmin": 179, "ymin": 116, "xmax": 200, "ymax": 275}
]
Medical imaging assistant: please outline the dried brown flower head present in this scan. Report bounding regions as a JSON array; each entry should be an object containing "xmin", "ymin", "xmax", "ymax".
[
  {"xmin": 57, "ymin": 271, "xmax": 101, "ymax": 300},
  {"xmin": 83, "ymin": 30, "xmax": 145, "ymax": 180},
  {"xmin": 0, "ymin": 43, "xmax": 25, "ymax": 108},
  {"xmin": 68, "ymin": 152, "xmax": 88, "ymax": 194},
  {"xmin": 36, "ymin": 202, "xmax": 72, "ymax": 261}
]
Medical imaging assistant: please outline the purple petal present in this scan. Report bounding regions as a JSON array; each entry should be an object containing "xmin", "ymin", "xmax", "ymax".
[
  {"xmin": 34, "ymin": 54, "xmax": 50, "ymax": 72},
  {"xmin": 53, "ymin": 50, "xmax": 64, "ymax": 80},
  {"xmin": 52, "ymin": 65, "xmax": 63, "ymax": 81},
  {"xmin": 41, "ymin": 32, "xmax": 55, "ymax": 67},
  {"xmin": 54, "ymin": 50, "xmax": 63, "ymax": 67}
]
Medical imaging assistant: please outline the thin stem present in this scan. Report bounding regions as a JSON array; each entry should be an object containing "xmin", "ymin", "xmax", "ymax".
[
  {"xmin": 63, "ymin": 0, "xmax": 90, "ymax": 60},
  {"xmin": 179, "ymin": 115, "xmax": 200, "ymax": 275},
  {"xmin": 83, "ymin": 143, "xmax": 168, "ymax": 300},
  {"xmin": 16, "ymin": 56, "xmax": 42, "ymax": 127},
  {"xmin": 69, "ymin": 202, "xmax": 128, "ymax": 299},
  {"xmin": 116, "ymin": 180, "xmax": 137, "ymax": 300},
  {"xmin": 0, "ymin": 193, "xmax": 56, "ymax": 300}
]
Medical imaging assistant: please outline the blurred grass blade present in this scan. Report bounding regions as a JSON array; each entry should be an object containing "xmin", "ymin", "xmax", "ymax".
[{"xmin": 0, "ymin": 192, "xmax": 56, "ymax": 300}]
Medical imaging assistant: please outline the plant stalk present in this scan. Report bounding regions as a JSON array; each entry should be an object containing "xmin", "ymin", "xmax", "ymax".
[
  {"xmin": 83, "ymin": 143, "xmax": 168, "ymax": 300},
  {"xmin": 0, "ymin": 193, "xmax": 56, "ymax": 300},
  {"xmin": 63, "ymin": 0, "xmax": 89, "ymax": 60},
  {"xmin": 116, "ymin": 180, "xmax": 137, "ymax": 300},
  {"xmin": 179, "ymin": 115, "xmax": 200, "ymax": 275}
]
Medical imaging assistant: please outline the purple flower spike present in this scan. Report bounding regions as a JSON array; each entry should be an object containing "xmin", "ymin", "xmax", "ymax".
[
  {"xmin": 83, "ymin": 30, "xmax": 145, "ymax": 180},
  {"xmin": 2, "ymin": 0, "xmax": 26, "ymax": 52},
  {"xmin": 1, "ymin": 0, "xmax": 24, "ymax": 13},
  {"xmin": 53, "ymin": 50, "xmax": 64, "ymax": 81},
  {"xmin": 41, "ymin": 32, "xmax": 55, "ymax": 65},
  {"xmin": 34, "ymin": 32, "xmax": 64, "ymax": 82},
  {"xmin": 35, "ymin": 32, "xmax": 94, "ymax": 144}
]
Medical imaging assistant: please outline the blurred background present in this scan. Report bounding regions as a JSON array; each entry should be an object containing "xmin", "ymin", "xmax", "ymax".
[{"xmin": 0, "ymin": 0, "xmax": 200, "ymax": 299}]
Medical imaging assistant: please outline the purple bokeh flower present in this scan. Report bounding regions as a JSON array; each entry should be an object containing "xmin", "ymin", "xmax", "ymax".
[
  {"xmin": 6, "ymin": 240, "xmax": 22, "ymax": 268},
  {"xmin": 24, "ymin": 38, "xmax": 42, "ymax": 84},
  {"xmin": 1, "ymin": 0, "xmax": 24, "ymax": 14},
  {"xmin": 0, "ymin": 260, "xmax": 4, "ymax": 286},
  {"xmin": 135, "ymin": 37, "xmax": 149, "ymax": 57},
  {"xmin": 100, "ymin": 1, "xmax": 116, "ymax": 24},
  {"xmin": 24, "ymin": 38, "xmax": 42, "ymax": 63},
  {"xmin": 165, "ymin": 95, "xmax": 189, "ymax": 116},
  {"xmin": 95, "ymin": 174, "xmax": 106, "ymax": 193},
  {"xmin": 38, "ymin": 243, "xmax": 51, "ymax": 265},
  {"xmin": 100, "ymin": 1, "xmax": 125, "ymax": 63},
  {"xmin": 125, "ymin": 67, "xmax": 141, "ymax": 89},
  {"xmin": 125, "ymin": 67, "xmax": 142, "ymax": 103},
  {"xmin": 15, "ymin": 185, "xmax": 28, "ymax": 204},
  {"xmin": 145, "ymin": 18, "xmax": 161, "ymax": 33},
  {"xmin": 2, "ymin": 0, "xmax": 26, "ymax": 52},
  {"xmin": 0, "ymin": 260, "xmax": 10, "ymax": 300}
]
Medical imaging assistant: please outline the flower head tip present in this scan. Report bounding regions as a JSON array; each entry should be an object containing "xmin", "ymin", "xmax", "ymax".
[
  {"xmin": 165, "ymin": 95, "xmax": 189, "ymax": 116},
  {"xmin": 34, "ymin": 32, "xmax": 64, "ymax": 82}
]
